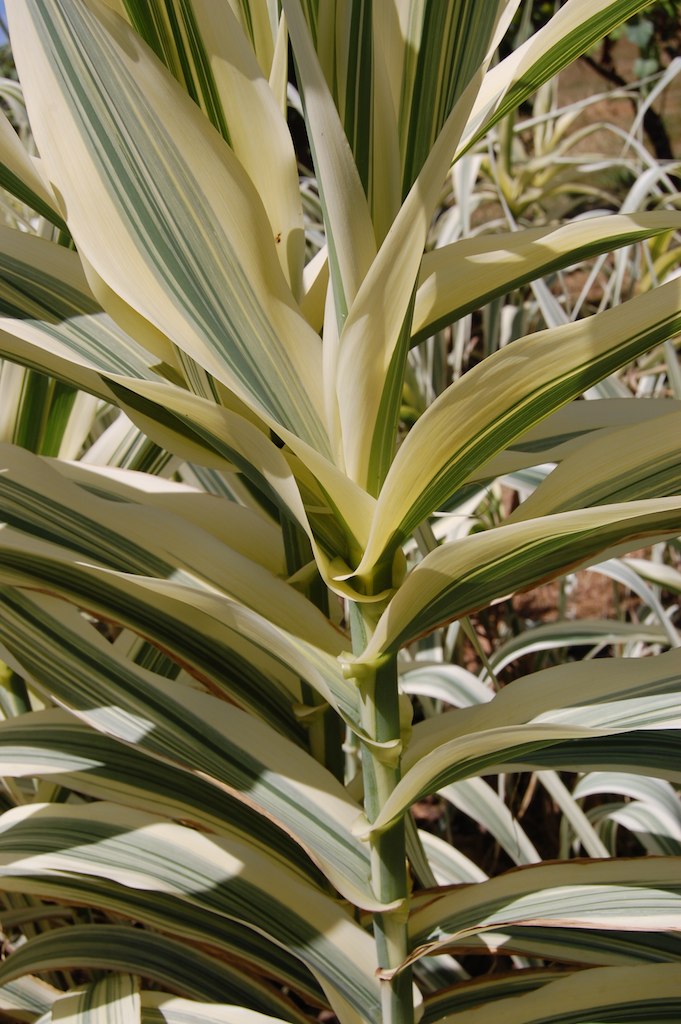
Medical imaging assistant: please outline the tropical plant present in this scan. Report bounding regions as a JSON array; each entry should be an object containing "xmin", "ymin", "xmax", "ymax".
[{"xmin": 0, "ymin": 2, "xmax": 680, "ymax": 1023}]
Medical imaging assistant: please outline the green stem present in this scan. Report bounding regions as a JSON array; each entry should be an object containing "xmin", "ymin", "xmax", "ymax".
[{"xmin": 351, "ymin": 603, "xmax": 414, "ymax": 1024}]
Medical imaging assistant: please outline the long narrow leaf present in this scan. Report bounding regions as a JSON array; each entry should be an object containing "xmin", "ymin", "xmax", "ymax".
[
  {"xmin": 0, "ymin": 708, "xmax": 325, "ymax": 886},
  {"xmin": 0, "ymin": 589, "xmax": 380, "ymax": 909},
  {"xmin": 10, "ymin": 1, "xmax": 328, "ymax": 452},
  {"xmin": 0, "ymin": 442, "xmax": 342, "ymax": 653},
  {"xmin": 0, "ymin": 229, "xmax": 164, "ymax": 396},
  {"xmin": 0, "ymin": 105, "xmax": 65, "ymax": 228},
  {"xmin": 105, "ymin": 377, "xmax": 374, "ymax": 564},
  {"xmin": 406, "ymin": 859, "xmax": 681, "ymax": 969},
  {"xmin": 420, "ymin": 964, "xmax": 681, "ymax": 1024},
  {"xmin": 50, "ymin": 974, "xmax": 140, "ymax": 1024},
  {"xmin": 360, "ymin": 498, "xmax": 681, "ymax": 659},
  {"xmin": 335, "ymin": 69, "xmax": 489, "ymax": 494},
  {"xmin": 398, "ymin": 1, "xmax": 507, "ymax": 194},
  {"xmin": 509, "ymin": 409, "xmax": 681, "ymax": 520},
  {"xmin": 50, "ymin": 461, "xmax": 286, "ymax": 574},
  {"xmin": 140, "ymin": 996, "xmax": 294, "ymax": 1024},
  {"xmin": 412, "ymin": 212, "xmax": 681, "ymax": 345},
  {"xmin": 0, "ymin": 533, "xmax": 360, "ymax": 731},
  {"xmin": 458, "ymin": 0, "xmax": 659, "ymax": 157},
  {"xmin": 0, "ymin": 928, "xmax": 307, "ymax": 1022},
  {"xmin": 357, "ymin": 278, "xmax": 681, "ymax": 576},
  {"xmin": 283, "ymin": 0, "xmax": 376, "ymax": 322},
  {"xmin": 474, "ymin": 398, "xmax": 681, "ymax": 484},
  {"xmin": 359, "ymin": 648, "xmax": 681, "ymax": 835},
  {"xmin": 0, "ymin": 803, "xmax": 383, "ymax": 1024},
  {"xmin": 118, "ymin": 0, "xmax": 304, "ymax": 296}
]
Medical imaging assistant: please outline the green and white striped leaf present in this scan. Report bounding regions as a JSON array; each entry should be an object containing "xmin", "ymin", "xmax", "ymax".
[
  {"xmin": 0, "ymin": 876, "xmax": 326, "ymax": 1013},
  {"xmin": 0, "ymin": 803, "xmax": 383, "ymax": 1024},
  {"xmin": 356, "ymin": 276, "xmax": 681, "ymax": 577},
  {"xmin": 0, "ymin": 229, "xmax": 164, "ymax": 399},
  {"xmin": 475, "ymin": 398, "xmax": 681, "ymax": 484},
  {"xmin": 366, "ymin": 5, "xmax": 402, "ymax": 244},
  {"xmin": 510, "ymin": 409, "xmax": 681, "ymax": 521},
  {"xmin": 397, "ymin": 2, "xmax": 508, "ymax": 195},
  {"xmin": 91, "ymin": 381, "xmax": 373, "ymax": 604},
  {"xmin": 359, "ymin": 498, "xmax": 681, "ymax": 660},
  {"xmin": 0, "ymin": 442, "xmax": 342, "ymax": 653},
  {"xmin": 416, "ymin": 831, "xmax": 487, "ymax": 887},
  {"xmin": 309, "ymin": 0, "xmax": 380, "ymax": 217},
  {"xmin": 488, "ymin": 619, "xmax": 668, "ymax": 677},
  {"xmin": 400, "ymin": 663, "xmax": 494, "ymax": 709},
  {"xmin": 625, "ymin": 555, "xmax": 681, "ymax": 595},
  {"xmin": 50, "ymin": 461, "xmax": 286, "ymax": 575},
  {"xmin": 0, "ymin": 103, "xmax": 65, "ymax": 228},
  {"xmin": 440, "ymin": 778, "xmax": 540, "ymax": 866},
  {"xmin": 417, "ymin": 642, "xmax": 681, "ymax": 749},
  {"xmin": 575, "ymin": 773, "xmax": 681, "ymax": 827},
  {"xmin": 405, "ymin": 859, "xmax": 681, "ymax": 969},
  {"xmin": 327, "ymin": 2, "xmax": 525, "ymax": 494},
  {"xmin": 603, "ymin": 802, "xmax": 681, "ymax": 857},
  {"xmin": 104, "ymin": 377, "xmax": 374, "ymax": 565},
  {"xmin": 0, "ymin": 976, "xmax": 60, "ymax": 1022},
  {"xmin": 140, "ymin": 996, "xmax": 293, "ymax": 1024},
  {"xmin": 427, "ymin": 964, "xmax": 681, "ymax": 1024},
  {"xmin": 100, "ymin": 377, "xmax": 329, "ymax": 545},
  {"xmin": 357, "ymin": 648, "xmax": 681, "ymax": 835},
  {"xmin": 115, "ymin": 0, "xmax": 304, "ymax": 297},
  {"xmin": 419, "ymin": 970, "xmax": 566, "ymax": 1024},
  {"xmin": 503, "ymin": 731, "xmax": 681, "ymax": 782},
  {"xmin": 224, "ymin": 0, "xmax": 278, "ymax": 76},
  {"xmin": 300, "ymin": 244, "xmax": 329, "ymax": 332},
  {"xmin": 0, "ymin": 708, "xmax": 324, "ymax": 886},
  {"xmin": 0, "ymin": 850, "xmax": 323, "ymax": 1010},
  {"xmin": 50, "ymin": 974, "xmax": 140, "ymax": 1024},
  {"xmin": 0, "ymin": 532, "xmax": 358, "ymax": 731},
  {"xmin": 0, "ymin": 929, "xmax": 308, "ymax": 1022},
  {"xmin": 0, "ymin": 590, "xmax": 380, "ymax": 909},
  {"xmin": 575, "ymin": 773, "xmax": 681, "ymax": 856},
  {"xmin": 363, "ymin": 724, "xmax": 681, "ymax": 840},
  {"xmin": 440, "ymin": 925, "xmax": 681, "ymax": 967},
  {"xmin": 0, "ymin": 359, "xmax": 95, "ymax": 461},
  {"xmin": 10, "ymin": 1, "xmax": 329, "ymax": 452},
  {"xmin": 412, "ymin": 212, "xmax": 681, "ymax": 345},
  {"xmin": 458, "ymin": 0, "xmax": 659, "ymax": 157},
  {"xmin": 333, "ymin": 32, "xmax": 496, "ymax": 494},
  {"xmin": 283, "ymin": 0, "xmax": 376, "ymax": 322}
]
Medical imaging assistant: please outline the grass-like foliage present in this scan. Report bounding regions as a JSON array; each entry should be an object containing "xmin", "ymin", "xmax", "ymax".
[{"xmin": 0, "ymin": 2, "xmax": 679, "ymax": 1022}]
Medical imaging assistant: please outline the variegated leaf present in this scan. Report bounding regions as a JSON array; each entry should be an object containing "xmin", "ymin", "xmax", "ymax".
[
  {"xmin": 0, "ymin": 590, "xmax": 380, "ymax": 909},
  {"xmin": 0, "ymin": 931, "xmax": 309, "ymax": 1022},
  {"xmin": 0, "ymin": 803, "xmax": 383, "ymax": 1023},
  {"xmin": 10, "ymin": 1, "xmax": 329, "ymax": 452},
  {"xmin": 357, "ymin": 648, "xmax": 681, "ymax": 836},
  {"xmin": 357, "ymin": 277, "xmax": 681, "ymax": 577},
  {"xmin": 50, "ymin": 974, "xmax": 140, "ymax": 1024},
  {"xmin": 405, "ymin": 860, "xmax": 681, "ymax": 970},
  {"xmin": 412, "ymin": 213, "xmax": 681, "ymax": 345},
  {"xmin": 359, "ymin": 499, "xmax": 681, "ymax": 659},
  {"xmin": 425, "ymin": 964, "xmax": 681, "ymax": 1023}
]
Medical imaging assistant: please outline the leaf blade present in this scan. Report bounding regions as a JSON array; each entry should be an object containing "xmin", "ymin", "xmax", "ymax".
[
  {"xmin": 358, "ymin": 277, "xmax": 681, "ymax": 574},
  {"xmin": 10, "ymin": 0, "xmax": 328, "ymax": 452}
]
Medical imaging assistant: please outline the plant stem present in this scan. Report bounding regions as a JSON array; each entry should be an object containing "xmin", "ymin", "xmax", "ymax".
[{"xmin": 351, "ymin": 603, "xmax": 414, "ymax": 1024}]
